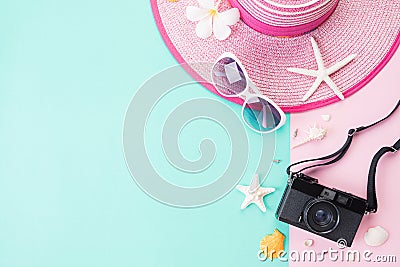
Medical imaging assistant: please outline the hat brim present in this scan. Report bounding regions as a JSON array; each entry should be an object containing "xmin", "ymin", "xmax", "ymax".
[{"xmin": 151, "ymin": 0, "xmax": 400, "ymax": 112}]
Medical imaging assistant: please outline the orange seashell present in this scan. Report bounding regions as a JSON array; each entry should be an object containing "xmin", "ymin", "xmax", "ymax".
[{"xmin": 260, "ymin": 229, "xmax": 285, "ymax": 259}]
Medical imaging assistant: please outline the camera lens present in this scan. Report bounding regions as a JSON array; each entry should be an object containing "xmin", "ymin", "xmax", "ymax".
[
  {"xmin": 314, "ymin": 209, "xmax": 333, "ymax": 225},
  {"xmin": 304, "ymin": 200, "xmax": 339, "ymax": 234}
]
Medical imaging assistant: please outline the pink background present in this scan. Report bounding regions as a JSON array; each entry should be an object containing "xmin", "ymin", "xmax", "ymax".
[{"xmin": 290, "ymin": 43, "xmax": 400, "ymax": 265}]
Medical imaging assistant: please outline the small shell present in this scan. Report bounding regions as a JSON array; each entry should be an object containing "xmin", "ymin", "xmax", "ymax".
[
  {"xmin": 304, "ymin": 239, "xmax": 314, "ymax": 247},
  {"xmin": 260, "ymin": 229, "xmax": 285, "ymax": 259},
  {"xmin": 292, "ymin": 124, "xmax": 327, "ymax": 149},
  {"xmin": 364, "ymin": 226, "xmax": 389, "ymax": 247},
  {"xmin": 307, "ymin": 125, "xmax": 327, "ymax": 140},
  {"xmin": 321, "ymin": 114, "xmax": 331, "ymax": 122}
]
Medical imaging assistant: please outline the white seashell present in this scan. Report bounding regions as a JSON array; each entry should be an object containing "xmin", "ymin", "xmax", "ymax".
[
  {"xmin": 364, "ymin": 226, "xmax": 389, "ymax": 247},
  {"xmin": 307, "ymin": 125, "xmax": 327, "ymax": 140},
  {"xmin": 291, "ymin": 124, "xmax": 327, "ymax": 149},
  {"xmin": 304, "ymin": 239, "xmax": 314, "ymax": 247},
  {"xmin": 321, "ymin": 114, "xmax": 331, "ymax": 122}
]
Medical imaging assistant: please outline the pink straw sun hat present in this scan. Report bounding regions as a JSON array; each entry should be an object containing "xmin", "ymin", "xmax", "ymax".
[{"xmin": 151, "ymin": 0, "xmax": 400, "ymax": 112}]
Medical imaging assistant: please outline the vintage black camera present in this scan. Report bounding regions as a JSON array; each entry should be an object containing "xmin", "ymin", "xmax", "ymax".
[{"xmin": 276, "ymin": 173, "xmax": 367, "ymax": 247}]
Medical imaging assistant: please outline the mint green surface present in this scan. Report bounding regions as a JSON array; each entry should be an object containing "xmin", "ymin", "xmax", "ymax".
[{"xmin": 0, "ymin": 1, "xmax": 290, "ymax": 266}]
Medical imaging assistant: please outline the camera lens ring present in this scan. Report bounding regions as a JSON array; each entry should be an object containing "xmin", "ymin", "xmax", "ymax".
[{"xmin": 304, "ymin": 199, "xmax": 340, "ymax": 234}]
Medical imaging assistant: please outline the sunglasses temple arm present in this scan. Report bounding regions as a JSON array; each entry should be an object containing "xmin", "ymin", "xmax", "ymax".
[{"xmin": 248, "ymin": 80, "xmax": 268, "ymax": 128}]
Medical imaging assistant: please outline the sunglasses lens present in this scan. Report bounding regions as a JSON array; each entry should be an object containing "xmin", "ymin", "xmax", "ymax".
[
  {"xmin": 212, "ymin": 57, "xmax": 247, "ymax": 96},
  {"xmin": 243, "ymin": 96, "xmax": 282, "ymax": 132}
]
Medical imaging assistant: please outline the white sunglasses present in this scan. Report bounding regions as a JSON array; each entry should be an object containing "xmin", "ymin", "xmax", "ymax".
[{"xmin": 211, "ymin": 52, "xmax": 286, "ymax": 134}]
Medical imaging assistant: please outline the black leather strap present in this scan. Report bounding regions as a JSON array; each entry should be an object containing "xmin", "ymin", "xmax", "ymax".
[
  {"xmin": 286, "ymin": 99, "xmax": 400, "ymax": 213},
  {"xmin": 366, "ymin": 139, "xmax": 400, "ymax": 213}
]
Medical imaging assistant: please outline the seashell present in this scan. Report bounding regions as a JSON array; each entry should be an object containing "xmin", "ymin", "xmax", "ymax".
[
  {"xmin": 364, "ymin": 226, "xmax": 389, "ymax": 247},
  {"xmin": 292, "ymin": 124, "xmax": 327, "ymax": 149},
  {"xmin": 321, "ymin": 114, "xmax": 331, "ymax": 122},
  {"xmin": 304, "ymin": 239, "xmax": 314, "ymax": 247},
  {"xmin": 260, "ymin": 229, "xmax": 285, "ymax": 259}
]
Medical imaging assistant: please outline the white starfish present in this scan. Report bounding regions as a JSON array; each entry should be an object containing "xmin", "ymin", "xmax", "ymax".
[
  {"xmin": 288, "ymin": 37, "xmax": 357, "ymax": 102},
  {"xmin": 236, "ymin": 174, "xmax": 275, "ymax": 212}
]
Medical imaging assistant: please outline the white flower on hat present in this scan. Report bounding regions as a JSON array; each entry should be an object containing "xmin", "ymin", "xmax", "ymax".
[{"xmin": 186, "ymin": 0, "xmax": 240, "ymax": 40}]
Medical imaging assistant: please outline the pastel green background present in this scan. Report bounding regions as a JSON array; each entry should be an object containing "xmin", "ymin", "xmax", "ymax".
[{"xmin": 0, "ymin": 1, "xmax": 290, "ymax": 266}]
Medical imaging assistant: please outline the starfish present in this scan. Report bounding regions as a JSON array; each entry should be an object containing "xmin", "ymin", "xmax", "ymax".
[
  {"xmin": 288, "ymin": 37, "xmax": 357, "ymax": 102},
  {"xmin": 236, "ymin": 174, "xmax": 275, "ymax": 212}
]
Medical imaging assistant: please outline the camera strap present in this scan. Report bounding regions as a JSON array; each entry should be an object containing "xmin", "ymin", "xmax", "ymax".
[
  {"xmin": 286, "ymin": 100, "xmax": 400, "ymax": 213},
  {"xmin": 366, "ymin": 139, "xmax": 400, "ymax": 212}
]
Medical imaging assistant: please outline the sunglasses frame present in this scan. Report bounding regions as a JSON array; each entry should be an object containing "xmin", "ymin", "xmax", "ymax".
[{"xmin": 211, "ymin": 52, "xmax": 286, "ymax": 134}]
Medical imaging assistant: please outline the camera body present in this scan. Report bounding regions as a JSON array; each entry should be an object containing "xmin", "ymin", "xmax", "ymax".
[{"xmin": 276, "ymin": 173, "xmax": 367, "ymax": 247}]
